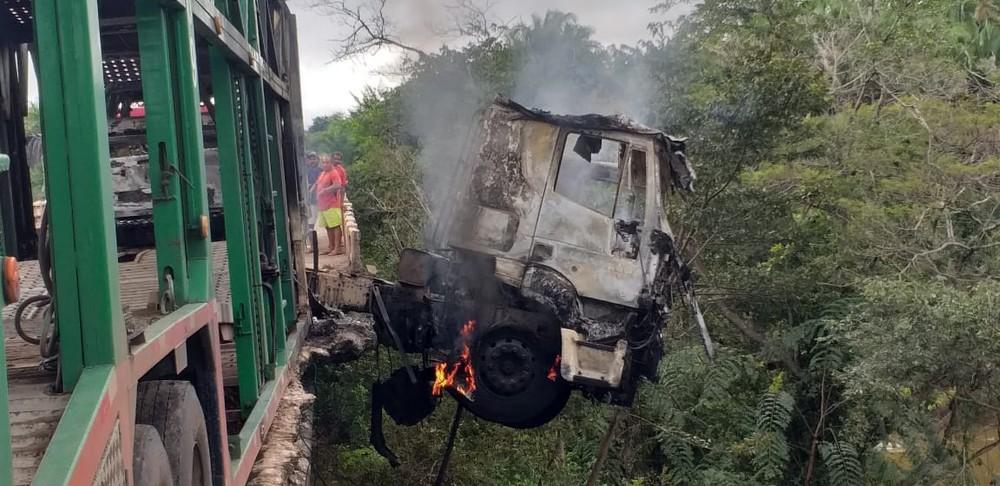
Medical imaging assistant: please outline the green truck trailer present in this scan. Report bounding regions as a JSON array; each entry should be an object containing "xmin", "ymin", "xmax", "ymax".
[{"xmin": 0, "ymin": 0, "xmax": 312, "ymax": 484}]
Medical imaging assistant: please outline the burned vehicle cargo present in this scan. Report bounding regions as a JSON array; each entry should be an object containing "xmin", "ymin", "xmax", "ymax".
[
  {"xmin": 369, "ymin": 97, "xmax": 705, "ymax": 457},
  {"xmin": 109, "ymin": 108, "xmax": 226, "ymax": 248}
]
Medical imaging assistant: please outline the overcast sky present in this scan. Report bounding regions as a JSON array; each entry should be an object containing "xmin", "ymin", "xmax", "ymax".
[
  {"xmin": 286, "ymin": 0, "xmax": 670, "ymax": 126},
  {"xmin": 25, "ymin": 1, "xmax": 674, "ymax": 126}
]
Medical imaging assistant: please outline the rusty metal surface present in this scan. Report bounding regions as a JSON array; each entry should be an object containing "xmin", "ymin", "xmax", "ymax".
[{"xmin": 493, "ymin": 96, "xmax": 695, "ymax": 191}]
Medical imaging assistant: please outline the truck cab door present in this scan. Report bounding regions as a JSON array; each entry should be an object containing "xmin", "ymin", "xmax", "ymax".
[{"xmin": 530, "ymin": 132, "xmax": 652, "ymax": 307}]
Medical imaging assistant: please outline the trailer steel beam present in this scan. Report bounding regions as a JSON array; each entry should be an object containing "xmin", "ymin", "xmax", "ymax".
[
  {"xmin": 30, "ymin": 365, "xmax": 116, "ymax": 485},
  {"xmin": 282, "ymin": 16, "xmax": 310, "ymax": 312},
  {"xmin": 229, "ymin": 321, "xmax": 308, "ymax": 484},
  {"xmin": 246, "ymin": 77, "xmax": 284, "ymax": 374},
  {"xmin": 267, "ymin": 97, "xmax": 297, "ymax": 338},
  {"xmin": 160, "ymin": 0, "xmax": 290, "ymax": 100},
  {"xmin": 137, "ymin": 0, "xmax": 212, "ymax": 305},
  {"xmin": 0, "ymin": 45, "xmax": 37, "ymax": 261},
  {"xmin": 32, "ymin": 303, "xmax": 220, "ymax": 485},
  {"xmin": 211, "ymin": 50, "xmax": 269, "ymax": 412},
  {"xmin": 34, "ymin": 0, "xmax": 127, "ymax": 389},
  {"xmin": 0, "ymin": 153, "xmax": 14, "ymax": 486}
]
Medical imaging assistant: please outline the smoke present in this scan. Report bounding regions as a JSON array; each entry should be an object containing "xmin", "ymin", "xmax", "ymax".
[
  {"xmin": 509, "ymin": 14, "xmax": 657, "ymax": 124},
  {"xmin": 397, "ymin": 53, "xmax": 479, "ymax": 234},
  {"xmin": 401, "ymin": 9, "xmax": 659, "ymax": 242},
  {"xmin": 389, "ymin": 0, "xmax": 454, "ymax": 52}
]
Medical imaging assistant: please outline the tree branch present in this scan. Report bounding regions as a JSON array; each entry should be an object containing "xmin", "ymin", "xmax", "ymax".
[
  {"xmin": 313, "ymin": 0, "xmax": 429, "ymax": 61},
  {"xmin": 585, "ymin": 410, "xmax": 622, "ymax": 486}
]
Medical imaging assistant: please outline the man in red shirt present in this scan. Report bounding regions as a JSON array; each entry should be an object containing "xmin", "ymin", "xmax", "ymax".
[
  {"xmin": 314, "ymin": 155, "xmax": 344, "ymax": 255},
  {"xmin": 331, "ymin": 152, "xmax": 349, "ymax": 253},
  {"xmin": 332, "ymin": 152, "xmax": 348, "ymax": 188}
]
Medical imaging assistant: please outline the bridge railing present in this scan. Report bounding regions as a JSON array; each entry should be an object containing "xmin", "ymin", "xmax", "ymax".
[{"xmin": 341, "ymin": 196, "xmax": 362, "ymax": 274}]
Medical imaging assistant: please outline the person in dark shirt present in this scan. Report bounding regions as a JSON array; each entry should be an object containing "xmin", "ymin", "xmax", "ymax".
[
  {"xmin": 304, "ymin": 151, "xmax": 323, "ymax": 252},
  {"xmin": 305, "ymin": 152, "xmax": 322, "ymax": 217},
  {"xmin": 305, "ymin": 152, "xmax": 322, "ymax": 200}
]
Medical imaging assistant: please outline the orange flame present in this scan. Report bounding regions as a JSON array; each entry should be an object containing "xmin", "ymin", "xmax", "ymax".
[
  {"xmin": 460, "ymin": 320, "xmax": 475, "ymax": 337},
  {"xmin": 432, "ymin": 320, "xmax": 478, "ymax": 400},
  {"xmin": 547, "ymin": 355, "xmax": 562, "ymax": 382}
]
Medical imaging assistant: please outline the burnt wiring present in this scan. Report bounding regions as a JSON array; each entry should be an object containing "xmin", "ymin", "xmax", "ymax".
[{"xmin": 627, "ymin": 312, "xmax": 661, "ymax": 351}]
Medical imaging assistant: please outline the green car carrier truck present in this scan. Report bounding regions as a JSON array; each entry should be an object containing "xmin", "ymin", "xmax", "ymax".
[{"xmin": 0, "ymin": 0, "xmax": 311, "ymax": 484}]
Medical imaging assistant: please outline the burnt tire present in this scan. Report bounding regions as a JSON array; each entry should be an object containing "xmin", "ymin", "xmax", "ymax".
[
  {"xmin": 136, "ymin": 381, "xmax": 212, "ymax": 486},
  {"xmin": 133, "ymin": 425, "xmax": 173, "ymax": 486},
  {"xmin": 458, "ymin": 327, "xmax": 570, "ymax": 428},
  {"xmin": 505, "ymin": 379, "xmax": 571, "ymax": 429}
]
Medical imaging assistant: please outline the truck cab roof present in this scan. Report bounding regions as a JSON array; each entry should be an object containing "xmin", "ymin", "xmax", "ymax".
[{"xmin": 491, "ymin": 96, "xmax": 696, "ymax": 192}]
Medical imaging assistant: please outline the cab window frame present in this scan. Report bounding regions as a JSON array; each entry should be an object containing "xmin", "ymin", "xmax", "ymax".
[
  {"xmin": 552, "ymin": 131, "xmax": 628, "ymax": 217},
  {"xmin": 613, "ymin": 147, "xmax": 649, "ymax": 223}
]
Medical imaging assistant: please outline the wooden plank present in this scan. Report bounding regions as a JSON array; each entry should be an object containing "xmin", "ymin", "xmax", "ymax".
[{"xmin": 6, "ymin": 361, "xmax": 67, "ymax": 486}]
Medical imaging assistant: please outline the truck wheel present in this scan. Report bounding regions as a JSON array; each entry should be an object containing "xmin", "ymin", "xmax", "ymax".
[
  {"xmin": 136, "ymin": 381, "xmax": 212, "ymax": 486},
  {"xmin": 133, "ymin": 425, "xmax": 173, "ymax": 486},
  {"xmin": 459, "ymin": 327, "xmax": 570, "ymax": 428}
]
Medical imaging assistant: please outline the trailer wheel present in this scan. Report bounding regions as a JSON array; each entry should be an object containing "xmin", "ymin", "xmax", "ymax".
[
  {"xmin": 133, "ymin": 425, "xmax": 173, "ymax": 486},
  {"xmin": 136, "ymin": 381, "xmax": 212, "ymax": 486}
]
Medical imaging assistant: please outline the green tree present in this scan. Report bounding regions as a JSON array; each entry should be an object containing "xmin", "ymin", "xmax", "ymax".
[
  {"xmin": 307, "ymin": 1, "xmax": 1000, "ymax": 483},
  {"xmin": 27, "ymin": 103, "xmax": 44, "ymax": 201}
]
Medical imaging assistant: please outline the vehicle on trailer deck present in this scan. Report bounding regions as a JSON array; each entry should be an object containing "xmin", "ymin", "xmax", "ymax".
[{"xmin": 0, "ymin": 0, "xmax": 313, "ymax": 484}]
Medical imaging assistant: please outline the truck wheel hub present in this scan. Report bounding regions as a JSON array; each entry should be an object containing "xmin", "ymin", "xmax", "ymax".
[{"xmin": 481, "ymin": 339, "xmax": 535, "ymax": 396}]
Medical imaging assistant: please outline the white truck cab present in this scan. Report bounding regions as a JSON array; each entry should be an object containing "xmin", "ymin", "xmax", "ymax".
[{"xmin": 370, "ymin": 98, "xmax": 698, "ymax": 446}]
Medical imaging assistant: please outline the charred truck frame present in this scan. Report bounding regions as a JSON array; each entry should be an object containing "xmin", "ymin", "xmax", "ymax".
[
  {"xmin": 371, "ymin": 98, "xmax": 705, "ymax": 456},
  {"xmin": 0, "ymin": 0, "xmax": 309, "ymax": 484}
]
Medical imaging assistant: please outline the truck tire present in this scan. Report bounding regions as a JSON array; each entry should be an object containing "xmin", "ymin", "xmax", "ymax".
[
  {"xmin": 460, "ymin": 326, "xmax": 570, "ymax": 428},
  {"xmin": 136, "ymin": 380, "xmax": 212, "ymax": 486},
  {"xmin": 133, "ymin": 425, "xmax": 173, "ymax": 486}
]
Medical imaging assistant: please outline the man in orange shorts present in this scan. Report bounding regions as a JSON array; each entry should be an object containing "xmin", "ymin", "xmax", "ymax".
[{"xmin": 314, "ymin": 155, "xmax": 345, "ymax": 255}]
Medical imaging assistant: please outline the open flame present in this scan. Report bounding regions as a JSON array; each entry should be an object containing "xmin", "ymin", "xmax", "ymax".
[
  {"xmin": 432, "ymin": 320, "xmax": 477, "ymax": 400},
  {"xmin": 547, "ymin": 354, "xmax": 562, "ymax": 381}
]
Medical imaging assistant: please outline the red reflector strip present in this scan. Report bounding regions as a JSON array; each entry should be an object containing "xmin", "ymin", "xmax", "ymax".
[{"xmin": 2, "ymin": 256, "xmax": 19, "ymax": 303}]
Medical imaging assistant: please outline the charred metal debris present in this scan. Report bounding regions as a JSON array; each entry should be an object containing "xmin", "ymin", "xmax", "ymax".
[{"xmin": 363, "ymin": 97, "xmax": 711, "ymax": 469}]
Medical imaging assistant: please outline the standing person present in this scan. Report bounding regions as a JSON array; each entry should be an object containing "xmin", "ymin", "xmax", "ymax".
[
  {"xmin": 315, "ymin": 155, "xmax": 345, "ymax": 255},
  {"xmin": 304, "ymin": 151, "xmax": 322, "ymax": 222},
  {"xmin": 331, "ymin": 152, "xmax": 349, "ymax": 250},
  {"xmin": 332, "ymin": 152, "xmax": 348, "ymax": 189},
  {"xmin": 304, "ymin": 151, "xmax": 323, "ymax": 253}
]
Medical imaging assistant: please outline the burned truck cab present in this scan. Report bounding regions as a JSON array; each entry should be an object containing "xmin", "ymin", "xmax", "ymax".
[{"xmin": 372, "ymin": 98, "xmax": 696, "ymax": 433}]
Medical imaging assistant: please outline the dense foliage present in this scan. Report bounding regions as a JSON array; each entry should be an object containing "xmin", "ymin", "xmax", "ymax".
[{"xmin": 307, "ymin": 0, "xmax": 1000, "ymax": 483}]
